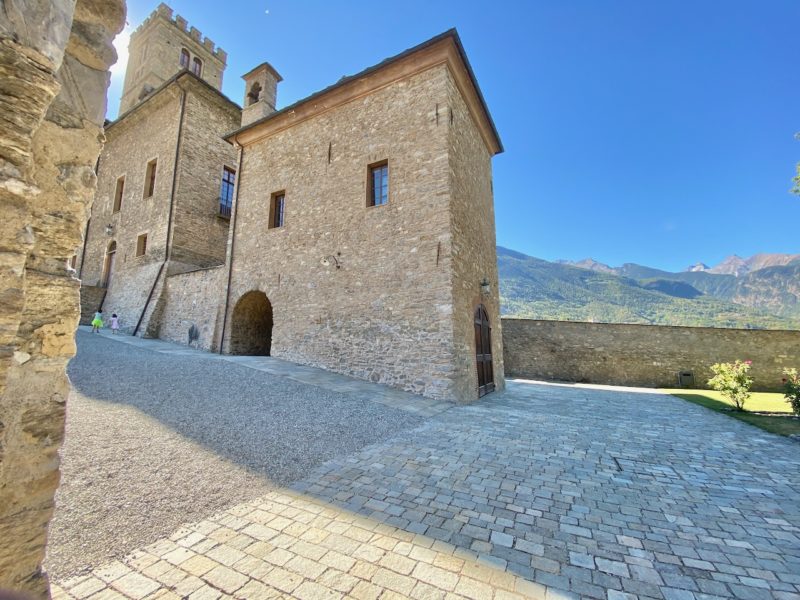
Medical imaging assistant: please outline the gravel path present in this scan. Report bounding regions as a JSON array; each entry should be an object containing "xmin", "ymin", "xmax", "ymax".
[{"xmin": 45, "ymin": 332, "xmax": 425, "ymax": 579}]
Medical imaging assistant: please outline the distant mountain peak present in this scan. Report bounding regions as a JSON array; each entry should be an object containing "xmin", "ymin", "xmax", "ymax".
[
  {"xmin": 686, "ymin": 262, "xmax": 710, "ymax": 272},
  {"xmin": 557, "ymin": 258, "xmax": 616, "ymax": 274},
  {"xmin": 707, "ymin": 253, "xmax": 800, "ymax": 276}
]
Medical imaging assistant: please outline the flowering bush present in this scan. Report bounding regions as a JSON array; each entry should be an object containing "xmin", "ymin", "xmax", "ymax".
[
  {"xmin": 708, "ymin": 360, "xmax": 753, "ymax": 411},
  {"xmin": 783, "ymin": 368, "xmax": 800, "ymax": 416}
]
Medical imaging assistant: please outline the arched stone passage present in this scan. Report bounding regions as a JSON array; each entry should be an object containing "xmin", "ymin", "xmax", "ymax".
[{"xmin": 230, "ymin": 291, "xmax": 273, "ymax": 355}]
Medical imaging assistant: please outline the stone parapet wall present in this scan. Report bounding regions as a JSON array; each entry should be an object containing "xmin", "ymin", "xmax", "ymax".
[
  {"xmin": 502, "ymin": 318, "xmax": 800, "ymax": 392},
  {"xmin": 159, "ymin": 266, "xmax": 226, "ymax": 350}
]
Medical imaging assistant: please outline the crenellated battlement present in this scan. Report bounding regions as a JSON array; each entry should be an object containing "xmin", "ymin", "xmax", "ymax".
[{"xmin": 134, "ymin": 3, "xmax": 227, "ymax": 63}]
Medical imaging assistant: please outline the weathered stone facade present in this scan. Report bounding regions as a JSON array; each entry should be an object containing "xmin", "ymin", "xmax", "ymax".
[
  {"xmin": 223, "ymin": 33, "xmax": 504, "ymax": 403},
  {"xmin": 0, "ymin": 0, "xmax": 125, "ymax": 595},
  {"xmin": 80, "ymin": 10, "xmax": 504, "ymax": 403},
  {"xmin": 78, "ymin": 6, "xmax": 239, "ymax": 335},
  {"xmin": 503, "ymin": 318, "xmax": 800, "ymax": 391},
  {"xmin": 158, "ymin": 266, "xmax": 226, "ymax": 350}
]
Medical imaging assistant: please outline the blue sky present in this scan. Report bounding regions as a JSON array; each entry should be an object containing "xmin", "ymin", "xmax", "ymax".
[{"xmin": 110, "ymin": 1, "xmax": 800, "ymax": 272}]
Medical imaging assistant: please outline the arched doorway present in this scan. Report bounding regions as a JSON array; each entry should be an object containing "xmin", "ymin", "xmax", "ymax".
[
  {"xmin": 101, "ymin": 241, "xmax": 116, "ymax": 287},
  {"xmin": 474, "ymin": 304, "xmax": 494, "ymax": 397},
  {"xmin": 230, "ymin": 291, "xmax": 273, "ymax": 355}
]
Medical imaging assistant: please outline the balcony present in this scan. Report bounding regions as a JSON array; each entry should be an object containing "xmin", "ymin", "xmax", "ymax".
[{"xmin": 218, "ymin": 200, "xmax": 232, "ymax": 219}]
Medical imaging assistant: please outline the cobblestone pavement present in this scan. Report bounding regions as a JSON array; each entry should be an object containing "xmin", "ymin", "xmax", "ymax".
[{"xmin": 53, "ymin": 334, "xmax": 800, "ymax": 599}]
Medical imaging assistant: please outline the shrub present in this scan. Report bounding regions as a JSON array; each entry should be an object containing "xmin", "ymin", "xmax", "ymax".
[
  {"xmin": 783, "ymin": 368, "xmax": 800, "ymax": 416},
  {"xmin": 708, "ymin": 360, "xmax": 753, "ymax": 411}
]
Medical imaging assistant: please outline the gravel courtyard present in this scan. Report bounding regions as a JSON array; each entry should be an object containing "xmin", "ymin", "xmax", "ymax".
[
  {"xmin": 49, "ymin": 332, "xmax": 800, "ymax": 599},
  {"xmin": 46, "ymin": 332, "xmax": 425, "ymax": 579}
]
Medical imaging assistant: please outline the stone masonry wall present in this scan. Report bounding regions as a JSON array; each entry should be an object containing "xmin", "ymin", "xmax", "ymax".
[
  {"xmin": 0, "ymin": 0, "xmax": 125, "ymax": 595},
  {"xmin": 446, "ymin": 70, "xmax": 505, "ymax": 401},
  {"xmin": 225, "ymin": 65, "xmax": 459, "ymax": 400},
  {"xmin": 78, "ymin": 285, "xmax": 106, "ymax": 325},
  {"xmin": 502, "ymin": 318, "xmax": 800, "ymax": 392},
  {"xmin": 169, "ymin": 84, "xmax": 239, "ymax": 273},
  {"xmin": 159, "ymin": 266, "xmax": 226, "ymax": 350},
  {"xmin": 79, "ymin": 87, "xmax": 180, "ymax": 334}
]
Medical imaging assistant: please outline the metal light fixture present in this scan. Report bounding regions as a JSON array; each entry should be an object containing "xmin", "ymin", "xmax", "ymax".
[
  {"xmin": 105, "ymin": 223, "xmax": 114, "ymax": 236},
  {"xmin": 320, "ymin": 252, "xmax": 341, "ymax": 269},
  {"xmin": 480, "ymin": 277, "xmax": 491, "ymax": 295}
]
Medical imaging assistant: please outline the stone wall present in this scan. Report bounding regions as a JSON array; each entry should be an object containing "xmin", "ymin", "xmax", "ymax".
[
  {"xmin": 79, "ymin": 73, "xmax": 239, "ymax": 337},
  {"xmin": 225, "ymin": 65, "xmax": 460, "ymax": 400},
  {"xmin": 0, "ymin": 0, "xmax": 125, "ymax": 595},
  {"xmin": 158, "ymin": 266, "xmax": 226, "ymax": 350},
  {"xmin": 502, "ymin": 319, "xmax": 800, "ymax": 392},
  {"xmin": 446, "ymin": 70, "xmax": 505, "ymax": 400},
  {"xmin": 78, "ymin": 85, "xmax": 179, "ymax": 293},
  {"xmin": 78, "ymin": 285, "xmax": 106, "ymax": 325},
  {"xmin": 169, "ymin": 84, "xmax": 238, "ymax": 273}
]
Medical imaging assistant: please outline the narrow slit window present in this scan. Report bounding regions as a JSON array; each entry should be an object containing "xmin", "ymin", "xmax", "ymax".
[
  {"xmin": 368, "ymin": 161, "xmax": 388, "ymax": 206},
  {"xmin": 180, "ymin": 48, "xmax": 189, "ymax": 68},
  {"xmin": 192, "ymin": 57, "xmax": 203, "ymax": 77},
  {"xmin": 269, "ymin": 192, "xmax": 285, "ymax": 229},
  {"xmin": 144, "ymin": 159, "xmax": 157, "ymax": 198},
  {"xmin": 113, "ymin": 176, "xmax": 125, "ymax": 213},
  {"xmin": 219, "ymin": 166, "xmax": 236, "ymax": 217},
  {"xmin": 136, "ymin": 233, "xmax": 148, "ymax": 257}
]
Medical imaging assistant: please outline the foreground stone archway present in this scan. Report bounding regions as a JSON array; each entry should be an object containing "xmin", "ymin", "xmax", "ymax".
[
  {"xmin": 0, "ymin": 0, "xmax": 126, "ymax": 595},
  {"xmin": 229, "ymin": 291, "xmax": 273, "ymax": 355}
]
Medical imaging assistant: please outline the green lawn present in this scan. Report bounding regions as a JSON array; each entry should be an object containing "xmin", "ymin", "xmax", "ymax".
[{"xmin": 662, "ymin": 388, "xmax": 800, "ymax": 437}]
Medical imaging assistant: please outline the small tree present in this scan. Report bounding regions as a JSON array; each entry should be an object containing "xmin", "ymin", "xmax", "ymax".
[
  {"xmin": 708, "ymin": 360, "xmax": 753, "ymax": 411},
  {"xmin": 783, "ymin": 368, "xmax": 800, "ymax": 416}
]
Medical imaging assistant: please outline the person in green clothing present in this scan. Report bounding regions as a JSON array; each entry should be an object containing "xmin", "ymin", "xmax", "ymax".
[{"xmin": 91, "ymin": 309, "xmax": 103, "ymax": 333}]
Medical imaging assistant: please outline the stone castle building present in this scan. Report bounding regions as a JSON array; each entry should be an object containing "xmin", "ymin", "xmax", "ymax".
[{"xmin": 79, "ymin": 3, "xmax": 505, "ymax": 403}]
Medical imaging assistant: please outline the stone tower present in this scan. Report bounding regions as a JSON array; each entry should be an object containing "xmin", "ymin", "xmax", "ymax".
[
  {"xmin": 119, "ymin": 3, "xmax": 228, "ymax": 114},
  {"xmin": 241, "ymin": 62, "xmax": 282, "ymax": 127}
]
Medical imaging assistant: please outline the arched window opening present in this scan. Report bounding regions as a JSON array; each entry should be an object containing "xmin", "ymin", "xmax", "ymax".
[
  {"xmin": 191, "ymin": 57, "xmax": 202, "ymax": 77},
  {"xmin": 180, "ymin": 48, "xmax": 189, "ymax": 68},
  {"xmin": 247, "ymin": 82, "xmax": 262, "ymax": 105}
]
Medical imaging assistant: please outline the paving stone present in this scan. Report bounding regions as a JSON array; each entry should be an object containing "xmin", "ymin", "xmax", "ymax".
[{"xmin": 53, "ymin": 379, "xmax": 800, "ymax": 600}]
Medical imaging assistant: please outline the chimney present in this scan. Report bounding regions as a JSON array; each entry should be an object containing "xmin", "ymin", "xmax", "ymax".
[{"xmin": 241, "ymin": 62, "xmax": 282, "ymax": 127}]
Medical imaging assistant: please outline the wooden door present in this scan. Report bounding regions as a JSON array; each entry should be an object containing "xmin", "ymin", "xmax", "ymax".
[{"xmin": 475, "ymin": 305, "xmax": 495, "ymax": 397}]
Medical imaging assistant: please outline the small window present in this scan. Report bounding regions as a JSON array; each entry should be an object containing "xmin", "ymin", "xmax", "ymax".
[
  {"xmin": 180, "ymin": 48, "xmax": 189, "ymax": 68},
  {"xmin": 144, "ymin": 159, "xmax": 157, "ymax": 198},
  {"xmin": 269, "ymin": 192, "xmax": 285, "ymax": 229},
  {"xmin": 192, "ymin": 57, "xmax": 203, "ymax": 77},
  {"xmin": 70, "ymin": 255, "xmax": 77, "ymax": 270},
  {"xmin": 113, "ymin": 176, "xmax": 124, "ymax": 213},
  {"xmin": 368, "ymin": 161, "xmax": 389, "ymax": 207},
  {"xmin": 136, "ymin": 233, "xmax": 148, "ymax": 257},
  {"xmin": 219, "ymin": 167, "xmax": 236, "ymax": 217}
]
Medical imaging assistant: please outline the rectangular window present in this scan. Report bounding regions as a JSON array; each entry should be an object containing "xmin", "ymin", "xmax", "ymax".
[
  {"xmin": 136, "ymin": 233, "xmax": 148, "ymax": 257},
  {"xmin": 113, "ymin": 176, "xmax": 125, "ymax": 213},
  {"xmin": 269, "ymin": 192, "xmax": 285, "ymax": 229},
  {"xmin": 368, "ymin": 161, "xmax": 389, "ymax": 207},
  {"xmin": 144, "ymin": 159, "xmax": 157, "ymax": 198},
  {"xmin": 219, "ymin": 167, "xmax": 236, "ymax": 218}
]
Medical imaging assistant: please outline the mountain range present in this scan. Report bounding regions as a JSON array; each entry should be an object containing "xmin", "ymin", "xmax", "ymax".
[{"xmin": 499, "ymin": 247, "xmax": 800, "ymax": 329}]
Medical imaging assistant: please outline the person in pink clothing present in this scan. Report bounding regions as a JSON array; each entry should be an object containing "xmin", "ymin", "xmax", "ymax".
[{"xmin": 111, "ymin": 313, "xmax": 120, "ymax": 334}]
